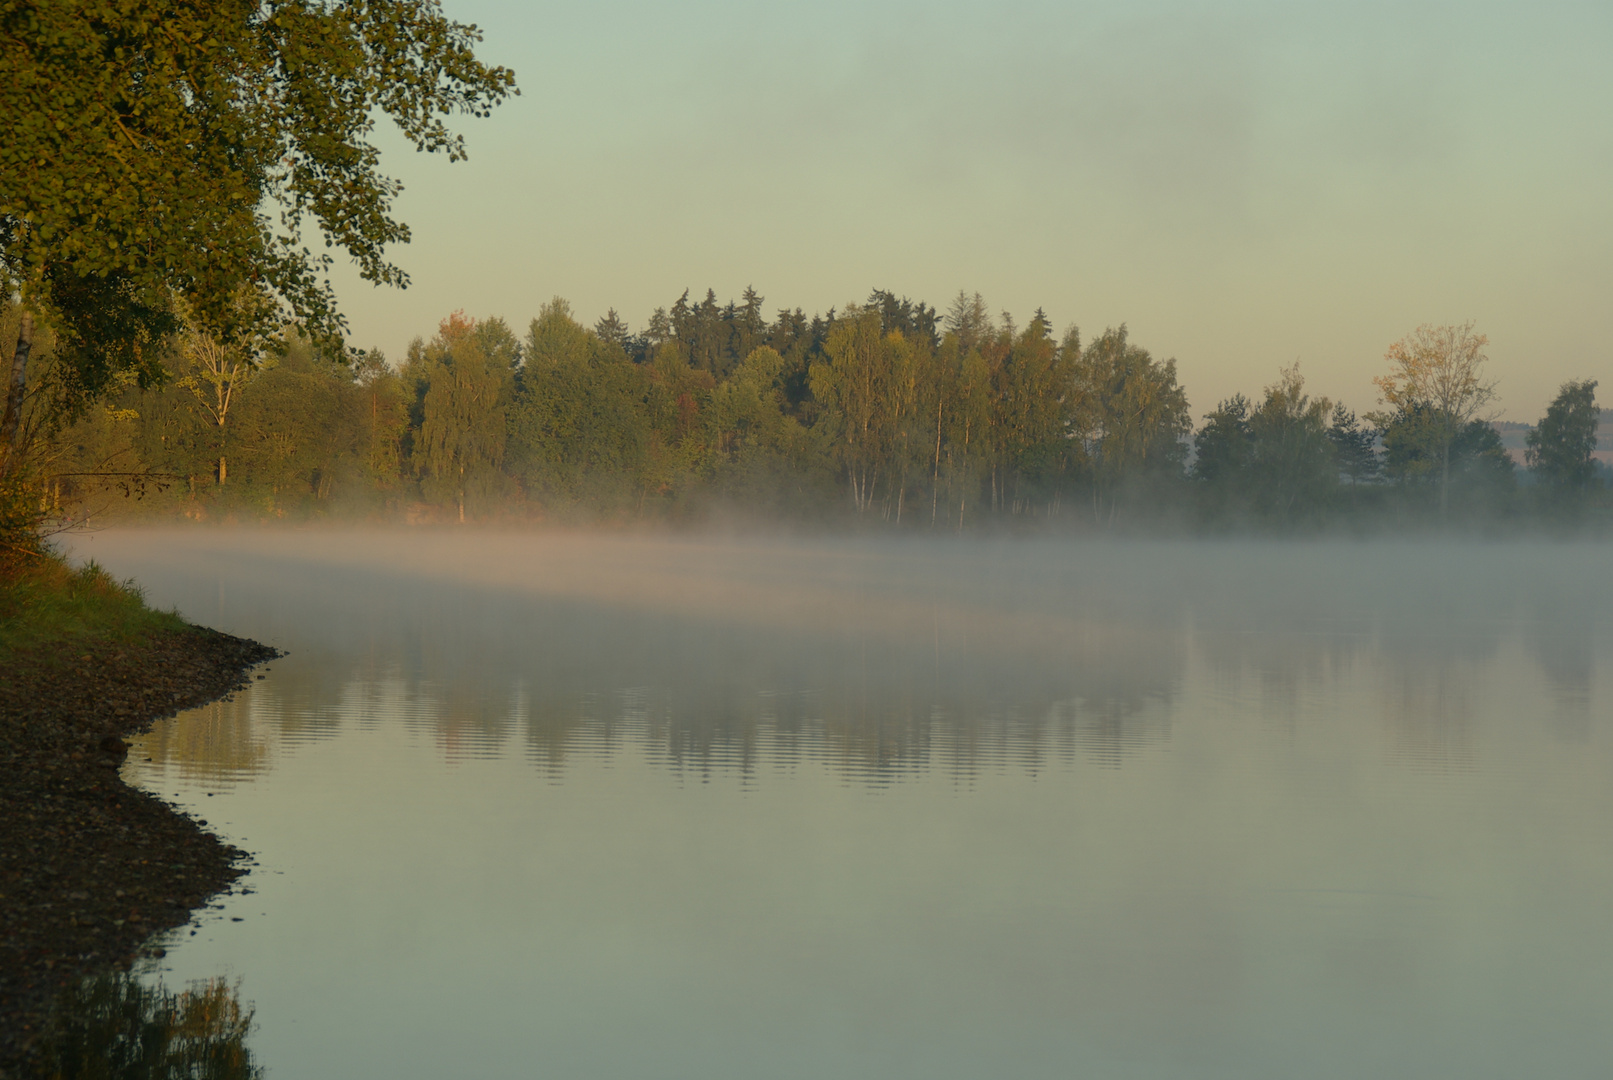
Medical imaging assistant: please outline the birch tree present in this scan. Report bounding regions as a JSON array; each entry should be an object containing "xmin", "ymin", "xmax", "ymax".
[
  {"xmin": 178, "ymin": 333, "xmax": 252, "ymax": 487},
  {"xmin": 417, "ymin": 314, "xmax": 512, "ymax": 522},
  {"xmin": 0, "ymin": 0, "xmax": 516, "ymax": 482},
  {"xmin": 1369, "ymin": 323, "xmax": 1497, "ymax": 520},
  {"xmin": 1070, "ymin": 326, "xmax": 1190, "ymax": 526}
]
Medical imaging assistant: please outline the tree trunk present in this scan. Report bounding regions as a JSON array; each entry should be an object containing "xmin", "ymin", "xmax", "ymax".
[
  {"xmin": 218, "ymin": 456, "xmax": 227, "ymax": 486},
  {"xmin": 957, "ymin": 420, "xmax": 972, "ymax": 533},
  {"xmin": 1, "ymin": 310, "xmax": 35, "ymax": 469},
  {"xmin": 1440, "ymin": 441, "xmax": 1450, "ymax": 521}
]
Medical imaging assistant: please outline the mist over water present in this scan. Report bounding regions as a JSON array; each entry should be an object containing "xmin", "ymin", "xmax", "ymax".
[{"xmin": 64, "ymin": 529, "xmax": 1613, "ymax": 1079}]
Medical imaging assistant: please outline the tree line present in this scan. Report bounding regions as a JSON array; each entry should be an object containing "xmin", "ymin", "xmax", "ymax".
[{"xmin": 23, "ymin": 289, "xmax": 1607, "ymax": 531}]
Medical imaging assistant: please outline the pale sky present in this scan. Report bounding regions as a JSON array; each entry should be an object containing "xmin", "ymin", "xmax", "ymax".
[{"xmin": 326, "ymin": 0, "xmax": 1613, "ymax": 421}]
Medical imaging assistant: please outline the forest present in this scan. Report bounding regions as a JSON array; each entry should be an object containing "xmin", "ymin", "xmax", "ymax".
[{"xmin": 13, "ymin": 288, "xmax": 1608, "ymax": 532}]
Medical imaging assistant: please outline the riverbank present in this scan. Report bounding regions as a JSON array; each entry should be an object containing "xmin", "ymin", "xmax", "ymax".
[{"xmin": 0, "ymin": 555, "xmax": 277, "ymax": 1077}]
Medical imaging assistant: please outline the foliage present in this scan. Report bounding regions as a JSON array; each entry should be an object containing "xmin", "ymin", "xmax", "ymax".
[
  {"xmin": 1369, "ymin": 322, "xmax": 1497, "ymax": 518},
  {"xmin": 705, "ymin": 346, "xmax": 830, "ymax": 510},
  {"xmin": 1192, "ymin": 394, "xmax": 1253, "ymax": 491},
  {"xmin": 1069, "ymin": 325, "xmax": 1190, "ymax": 525},
  {"xmin": 509, "ymin": 300, "xmax": 649, "ymax": 513},
  {"xmin": 1327, "ymin": 404, "xmax": 1380, "ymax": 488},
  {"xmin": 0, "ymin": 0, "xmax": 517, "ymax": 360},
  {"xmin": 1527, "ymin": 379, "xmax": 1599, "ymax": 494},
  {"xmin": 810, "ymin": 305, "xmax": 920, "ymax": 516},
  {"xmin": 1194, "ymin": 371, "xmax": 1367, "ymax": 525},
  {"xmin": 29, "ymin": 291, "xmax": 1587, "ymax": 533},
  {"xmin": 0, "ymin": 0, "xmax": 514, "ymax": 552},
  {"xmin": 1245, "ymin": 365, "xmax": 1335, "ymax": 518},
  {"xmin": 414, "ymin": 313, "xmax": 513, "ymax": 521},
  {"xmin": 1382, "ymin": 404, "xmax": 1514, "ymax": 515}
]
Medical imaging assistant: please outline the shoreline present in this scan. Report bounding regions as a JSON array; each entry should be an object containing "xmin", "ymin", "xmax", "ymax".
[{"xmin": 0, "ymin": 622, "xmax": 277, "ymax": 1077}]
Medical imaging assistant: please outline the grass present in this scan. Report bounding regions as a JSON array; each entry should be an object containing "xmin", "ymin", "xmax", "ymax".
[{"xmin": 0, "ymin": 548, "xmax": 188, "ymax": 658}]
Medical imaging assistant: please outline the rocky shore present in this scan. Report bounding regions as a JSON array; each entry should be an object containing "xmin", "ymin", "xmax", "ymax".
[{"xmin": 0, "ymin": 625, "xmax": 278, "ymax": 1077}]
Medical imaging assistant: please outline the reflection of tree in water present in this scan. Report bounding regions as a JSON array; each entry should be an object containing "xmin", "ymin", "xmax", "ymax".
[
  {"xmin": 1528, "ymin": 594, "xmax": 1598, "ymax": 744},
  {"xmin": 1375, "ymin": 625, "xmax": 1504, "ymax": 772},
  {"xmin": 146, "ymin": 577, "xmax": 1187, "ymax": 782},
  {"xmin": 1379, "ymin": 661, "xmax": 1478, "ymax": 771},
  {"xmin": 506, "ymin": 619, "xmax": 1185, "ymax": 780},
  {"xmin": 131, "ymin": 666, "xmax": 347, "ymax": 784},
  {"xmin": 1192, "ymin": 612, "xmax": 1374, "ymax": 735},
  {"xmin": 1061, "ymin": 694, "xmax": 1175, "ymax": 770},
  {"xmin": 134, "ymin": 696, "xmax": 271, "ymax": 785},
  {"xmin": 40, "ymin": 972, "xmax": 260, "ymax": 1080},
  {"xmin": 429, "ymin": 682, "xmax": 515, "ymax": 762}
]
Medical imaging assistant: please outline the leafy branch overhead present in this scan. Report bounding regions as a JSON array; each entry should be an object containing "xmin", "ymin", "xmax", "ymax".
[{"xmin": 0, "ymin": 0, "xmax": 517, "ymax": 387}]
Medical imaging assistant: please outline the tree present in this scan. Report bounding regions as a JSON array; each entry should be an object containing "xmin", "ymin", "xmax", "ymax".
[
  {"xmin": 593, "ymin": 309, "xmax": 632, "ymax": 354},
  {"xmin": 1192, "ymin": 394, "xmax": 1254, "ymax": 519},
  {"xmin": 1246, "ymin": 365, "xmax": 1335, "ymax": 519},
  {"xmin": 943, "ymin": 291, "xmax": 992, "ymax": 354},
  {"xmin": 350, "ymin": 348, "xmax": 409, "ymax": 498},
  {"xmin": 1326, "ymin": 404, "xmax": 1380, "ymax": 490},
  {"xmin": 416, "ymin": 313, "xmax": 512, "ymax": 522},
  {"xmin": 993, "ymin": 310, "xmax": 1073, "ymax": 516},
  {"xmin": 705, "ymin": 346, "xmax": 825, "ymax": 510},
  {"xmin": 173, "ymin": 296, "xmax": 274, "ymax": 487},
  {"xmin": 1526, "ymin": 379, "xmax": 1599, "ymax": 494},
  {"xmin": 0, "ymin": 0, "xmax": 517, "ymax": 475},
  {"xmin": 1193, "ymin": 395, "xmax": 1253, "ymax": 487},
  {"xmin": 639, "ymin": 339, "xmax": 713, "ymax": 507},
  {"xmin": 509, "ymin": 299, "xmax": 650, "ymax": 512},
  {"xmin": 226, "ymin": 335, "xmax": 367, "ymax": 512},
  {"xmin": 810, "ymin": 305, "xmax": 918, "ymax": 516},
  {"xmin": 1069, "ymin": 326, "xmax": 1190, "ymax": 526},
  {"xmin": 1369, "ymin": 323, "xmax": 1497, "ymax": 519},
  {"xmin": 1381, "ymin": 404, "xmax": 1513, "ymax": 513}
]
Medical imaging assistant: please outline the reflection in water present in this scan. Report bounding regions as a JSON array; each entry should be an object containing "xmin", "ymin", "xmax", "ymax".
[
  {"xmin": 74, "ymin": 534, "xmax": 1613, "ymax": 1079},
  {"xmin": 138, "ymin": 697, "xmax": 271, "ymax": 785},
  {"xmin": 124, "ymin": 535, "xmax": 1608, "ymax": 786},
  {"xmin": 41, "ymin": 973, "xmax": 260, "ymax": 1080},
  {"xmin": 138, "ymin": 619, "xmax": 1187, "ymax": 784},
  {"xmin": 1378, "ymin": 655, "xmax": 1481, "ymax": 771},
  {"xmin": 1530, "ymin": 592, "xmax": 1598, "ymax": 744}
]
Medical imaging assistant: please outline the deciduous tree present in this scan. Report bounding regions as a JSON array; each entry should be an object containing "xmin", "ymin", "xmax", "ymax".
[
  {"xmin": 1526, "ymin": 379, "xmax": 1599, "ymax": 494},
  {"xmin": 0, "ymin": 0, "xmax": 516, "ymax": 474},
  {"xmin": 1246, "ymin": 365, "xmax": 1335, "ymax": 518},
  {"xmin": 1070, "ymin": 326, "xmax": 1190, "ymax": 526},
  {"xmin": 1369, "ymin": 323, "xmax": 1496, "ymax": 519},
  {"xmin": 416, "ymin": 313, "xmax": 512, "ymax": 522}
]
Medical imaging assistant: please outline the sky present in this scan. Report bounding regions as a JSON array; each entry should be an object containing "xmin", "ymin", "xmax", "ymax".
[{"xmin": 324, "ymin": 0, "xmax": 1613, "ymax": 420}]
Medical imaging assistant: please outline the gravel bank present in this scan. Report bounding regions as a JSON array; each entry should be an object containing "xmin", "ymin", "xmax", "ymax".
[{"xmin": 0, "ymin": 625, "xmax": 278, "ymax": 1077}]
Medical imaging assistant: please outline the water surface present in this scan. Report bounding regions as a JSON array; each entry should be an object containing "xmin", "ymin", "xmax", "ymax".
[{"xmin": 65, "ymin": 529, "xmax": 1613, "ymax": 1078}]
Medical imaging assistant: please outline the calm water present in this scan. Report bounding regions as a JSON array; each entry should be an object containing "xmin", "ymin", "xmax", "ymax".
[{"xmin": 62, "ymin": 529, "xmax": 1613, "ymax": 1078}]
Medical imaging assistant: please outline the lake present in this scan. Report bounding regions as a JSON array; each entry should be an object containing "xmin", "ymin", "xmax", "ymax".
[{"xmin": 61, "ymin": 529, "xmax": 1613, "ymax": 1078}]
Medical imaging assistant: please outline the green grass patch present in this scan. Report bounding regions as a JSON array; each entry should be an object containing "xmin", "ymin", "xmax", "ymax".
[{"xmin": 0, "ymin": 549, "xmax": 188, "ymax": 657}]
